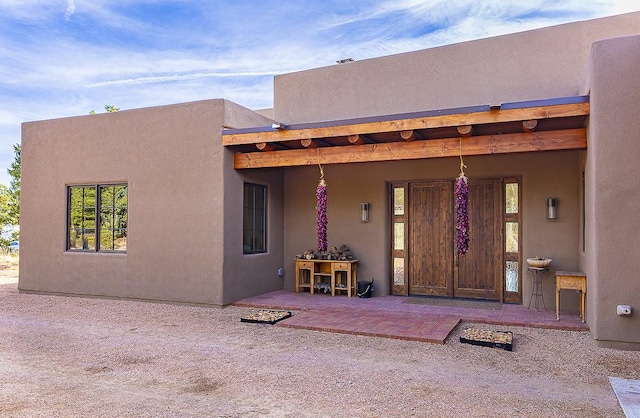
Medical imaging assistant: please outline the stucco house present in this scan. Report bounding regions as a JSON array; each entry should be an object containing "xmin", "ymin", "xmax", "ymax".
[{"xmin": 20, "ymin": 12, "xmax": 640, "ymax": 350}]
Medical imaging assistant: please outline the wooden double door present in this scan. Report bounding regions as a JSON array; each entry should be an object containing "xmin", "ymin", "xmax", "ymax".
[{"xmin": 396, "ymin": 179, "xmax": 503, "ymax": 301}]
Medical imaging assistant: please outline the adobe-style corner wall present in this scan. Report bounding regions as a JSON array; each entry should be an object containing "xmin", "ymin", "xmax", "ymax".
[
  {"xmin": 274, "ymin": 12, "xmax": 640, "ymax": 124},
  {"xmin": 20, "ymin": 100, "xmax": 229, "ymax": 305},
  {"xmin": 221, "ymin": 101, "xmax": 285, "ymax": 304},
  {"xmin": 585, "ymin": 34, "xmax": 640, "ymax": 350}
]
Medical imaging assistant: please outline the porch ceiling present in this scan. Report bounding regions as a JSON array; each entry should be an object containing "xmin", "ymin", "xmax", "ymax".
[{"xmin": 222, "ymin": 96, "xmax": 589, "ymax": 169}]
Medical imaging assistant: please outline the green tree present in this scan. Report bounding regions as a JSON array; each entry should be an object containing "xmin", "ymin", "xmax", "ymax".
[
  {"xmin": 0, "ymin": 184, "xmax": 14, "ymax": 251},
  {"xmin": 6, "ymin": 143, "xmax": 20, "ymax": 225},
  {"xmin": 90, "ymin": 105, "xmax": 119, "ymax": 115},
  {"xmin": 0, "ymin": 184, "xmax": 12, "ymax": 227}
]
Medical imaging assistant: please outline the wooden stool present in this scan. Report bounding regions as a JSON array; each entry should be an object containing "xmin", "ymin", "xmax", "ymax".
[{"xmin": 555, "ymin": 271, "xmax": 586, "ymax": 322}]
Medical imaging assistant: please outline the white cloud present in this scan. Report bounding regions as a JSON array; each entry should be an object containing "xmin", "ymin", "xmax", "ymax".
[
  {"xmin": 86, "ymin": 70, "xmax": 292, "ymax": 88},
  {"xmin": 64, "ymin": 0, "xmax": 75, "ymax": 21}
]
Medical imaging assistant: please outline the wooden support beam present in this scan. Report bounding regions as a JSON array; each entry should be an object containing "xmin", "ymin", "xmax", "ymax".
[
  {"xmin": 222, "ymin": 102, "xmax": 589, "ymax": 147},
  {"xmin": 400, "ymin": 130, "xmax": 424, "ymax": 141},
  {"xmin": 456, "ymin": 125, "xmax": 473, "ymax": 137},
  {"xmin": 522, "ymin": 120, "xmax": 538, "ymax": 132},
  {"xmin": 256, "ymin": 142, "xmax": 274, "ymax": 152},
  {"xmin": 347, "ymin": 134, "xmax": 362, "ymax": 145},
  {"xmin": 257, "ymin": 142, "xmax": 291, "ymax": 151},
  {"xmin": 234, "ymin": 129, "xmax": 586, "ymax": 169},
  {"xmin": 347, "ymin": 134, "xmax": 376, "ymax": 144},
  {"xmin": 300, "ymin": 138, "xmax": 318, "ymax": 148}
]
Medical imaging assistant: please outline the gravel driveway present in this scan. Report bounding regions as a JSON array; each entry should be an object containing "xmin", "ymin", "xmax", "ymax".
[{"xmin": 1, "ymin": 268, "xmax": 639, "ymax": 417}]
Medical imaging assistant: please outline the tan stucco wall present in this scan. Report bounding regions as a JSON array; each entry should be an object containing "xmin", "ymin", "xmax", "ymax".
[
  {"xmin": 283, "ymin": 151, "xmax": 581, "ymax": 307},
  {"xmin": 20, "ymin": 99, "xmax": 281, "ymax": 306},
  {"xmin": 274, "ymin": 12, "xmax": 640, "ymax": 124},
  {"xmin": 584, "ymin": 34, "xmax": 640, "ymax": 349},
  {"xmin": 222, "ymin": 101, "xmax": 285, "ymax": 304},
  {"xmin": 222, "ymin": 165, "xmax": 285, "ymax": 304}
]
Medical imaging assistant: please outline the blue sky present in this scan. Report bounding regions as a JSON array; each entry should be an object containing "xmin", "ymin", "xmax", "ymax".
[{"xmin": 1, "ymin": 1, "xmax": 639, "ymax": 186}]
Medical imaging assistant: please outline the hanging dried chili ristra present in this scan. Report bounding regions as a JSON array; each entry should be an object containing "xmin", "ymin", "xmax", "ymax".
[
  {"xmin": 455, "ymin": 173, "xmax": 469, "ymax": 256},
  {"xmin": 455, "ymin": 139, "xmax": 469, "ymax": 256},
  {"xmin": 316, "ymin": 165, "xmax": 328, "ymax": 252}
]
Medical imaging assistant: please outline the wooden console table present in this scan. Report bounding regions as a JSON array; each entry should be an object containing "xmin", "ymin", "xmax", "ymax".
[
  {"xmin": 295, "ymin": 259, "xmax": 359, "ymax": 297},
  {"xmin": 555, "ymin": 271, "xmax": 586, "ymax": 322}
]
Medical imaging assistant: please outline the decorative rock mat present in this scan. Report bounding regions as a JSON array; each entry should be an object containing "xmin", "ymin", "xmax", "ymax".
[
  {"xmin": 241, "ymin": 310, "xmax": 292, "ymax": 325},
  {"xmin": 460, "ymin": 327, "xmax": 513, "ymax": 351}
]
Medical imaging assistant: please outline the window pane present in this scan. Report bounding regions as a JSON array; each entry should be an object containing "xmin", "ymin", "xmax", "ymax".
[
  {"xmin": 393, "ymin": 222, "xmax": 404, "ymax": 250},
  {"xmin": 83, "ymin": 229, "xmax": 96, "ymax": 250},
  {"xmin": 113, "ymin": 229, "xmax": 127, "ymax": 251},
  {"xmin": 505, "ymin": 222, "xmax": 518, "ymax": 253},
  {"xmin": 505, "ymin": 183, "xmax": 518, "ymax": 214},
  {"xmin": 99, "ymin": 185, "xmax": 128, "ymax": 251},
  {"xmin": 506, "ymin": 261, "xmax": 519, "ymax": 292},
  {"xmin": 100, "ymin": 227, "xmax": 114, "ymax": 250},
  {"xmin": 393, "ymin": 188, "xmax": 405, "ymax": 215},
  {"xmin": 393, "ymin": 257, "xmax": 405, "ymax": 285},
  {"xmin": 68, "ymin": 186, "xmax": 97, "ymax": 251},
  {"xmin": 243, "ymin": 184, "xmax": 267, "ymax": 254}
]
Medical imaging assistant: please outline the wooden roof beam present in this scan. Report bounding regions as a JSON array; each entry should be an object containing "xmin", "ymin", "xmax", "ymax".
[
  {"xmin": 256, "ymin": 142, "xmax": 294, "ymax": 151},
  {"xmin": 222, "ymin": 102, "xmax": 589, "ymax": 147},
  {"xmin": 347, "ymin": 134, "xmax": 376, "ymax": 145},
  {"xmin": 300, "ymin": 138, "xmax": 318, "ymax": 148},
  {"xmin": 456, "ymin": 125, "xmax": 473, "ymax": 137},
  {"xmin": 399, "ymin": 130, "xmax": 425, "ymax": 141},
  {"xmin": 234, "ymin": 128, "xmax": 586, "ymax": 169}
]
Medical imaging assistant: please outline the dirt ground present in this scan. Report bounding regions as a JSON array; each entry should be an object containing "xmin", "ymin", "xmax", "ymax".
[{"xmin": 1, "ymin": 257, "xmax": 639, "ymax": 417}]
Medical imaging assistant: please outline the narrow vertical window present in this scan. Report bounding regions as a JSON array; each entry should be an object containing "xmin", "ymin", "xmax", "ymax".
[
  {"xmin": 504, "ymin": 178, "xmax": 521, "ymax": 302},
  {"xmin": 67, "ymin": 184, "xmax": 127, "ymax": 252},
  {"xmin": 100, "ymin": 185, "xmax": 128, "ymax": 251},
  {"xmin": 390, "ymin": 183, "xmax": 407, "ymax": 294},
  {"xmin": 69, "ymin": 186, "xmax": 97, "ymax": 250},
  {"xmin": 243, "ymin": 183, "xmax": 267, "ymax": 254}
]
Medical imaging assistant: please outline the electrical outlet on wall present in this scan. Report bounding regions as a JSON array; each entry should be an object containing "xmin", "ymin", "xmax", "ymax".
[{"xmin": 617, "ymin": 305, "xmax": 632, "ymax": 316}]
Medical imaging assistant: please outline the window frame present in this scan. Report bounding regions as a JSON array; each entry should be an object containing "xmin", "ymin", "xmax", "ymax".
[
  {"xmin": 389, "ymin": 182, "xmax": 408, "ymax": 296},
  {"xmin": 503, "ymin": 177, "xmax": 522, "ymax": 303},
  {"xmin": 243, "ymin": 182, "xmax": 267, "ymax": 255},
  {"xmin": 67, "ymin": 183, "xmax": 128, "ymax": 253}
]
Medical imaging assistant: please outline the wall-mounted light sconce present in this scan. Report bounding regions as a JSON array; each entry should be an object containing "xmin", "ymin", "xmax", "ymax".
[
  {"xmin": 546, "ymin": 197, "xmax": 558, "ymax": 219},
  {"xmin": 360, "ymin": 202, "xmax": 370, "ymax": 222}
]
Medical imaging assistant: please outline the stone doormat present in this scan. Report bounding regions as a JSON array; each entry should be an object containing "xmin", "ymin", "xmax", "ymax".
[
  {"xmin": 276, "ymin": 308, "xmax": 461, "ymax": 344},
  {"xmin": 404, "ymin": 297, "xmax": 502, "ymax": 310},
  {"xmin": 610, "ymin": 377, "xmax": 640, "ymax": 417}
]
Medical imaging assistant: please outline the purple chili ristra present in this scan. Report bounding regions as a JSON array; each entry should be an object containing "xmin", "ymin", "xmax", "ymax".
[
  {"xmin": 316, "ymin": 169, "xmax": 328, "ymax": 252},
  {"xmin": 455, "ymin": 174, "xmax": 469, "ymax": 256}
]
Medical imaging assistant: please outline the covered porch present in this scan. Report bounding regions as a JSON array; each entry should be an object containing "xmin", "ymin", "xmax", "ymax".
[{"xmin": 224, "ymin": 95, "xmax": 588, "ymax": 308}]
